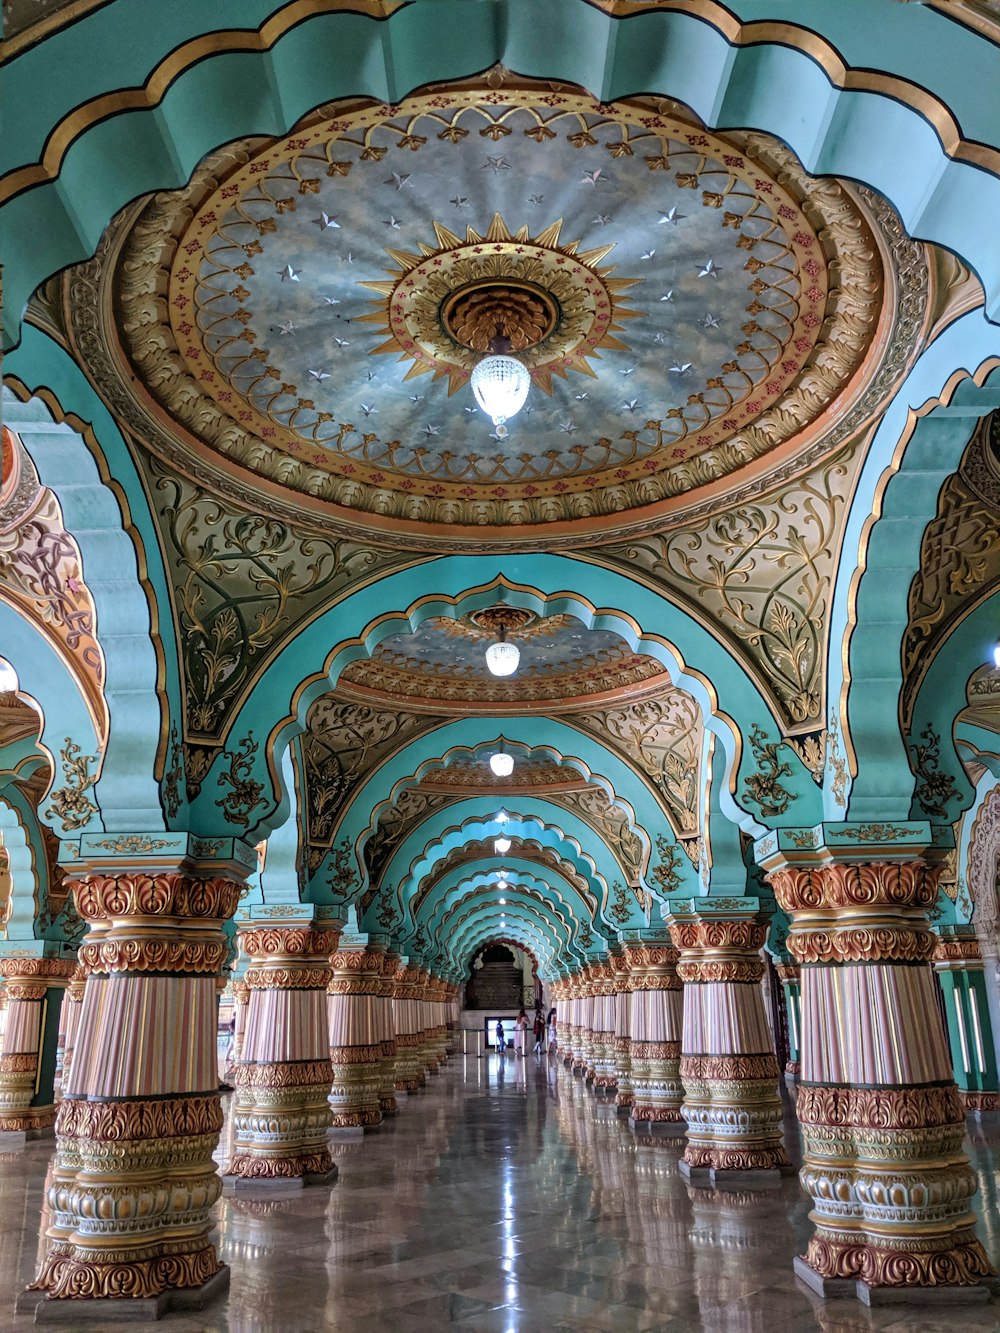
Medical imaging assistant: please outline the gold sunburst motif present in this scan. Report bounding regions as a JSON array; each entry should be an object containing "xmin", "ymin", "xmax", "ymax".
[{"xmin": 357, "ymin": 212, "xmax": 642, "ymax": 394}]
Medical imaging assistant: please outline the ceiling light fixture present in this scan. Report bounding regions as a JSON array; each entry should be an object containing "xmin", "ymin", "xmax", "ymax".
[
  {"xmin": 484, "ymin": 624, "xmax": 520, "ymax": 677},
  {"xmin": 0, "ymin": 659, "xmax": 18, "ymax": 693},
  {"xmin": 470, "ymin": 333, "xmax": 530, "ymax": 440},
  {"xmin": 499, "ymin": 898, "xmax": 507, "ymax": 906},
  {"xmin": 494, "ymin": 835, "xmax": 512, "ymax": 855},
  {"xmin": 993, "ymin": 639, "xmax": 1000, "ymax": 669},
  {"xmin": 489, "ymin": 737, "xmax": 514, "ymax": 778}
]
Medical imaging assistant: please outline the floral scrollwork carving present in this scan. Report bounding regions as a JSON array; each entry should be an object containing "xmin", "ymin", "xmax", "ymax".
[
  {"xmin": 742, "ymin": 723, "xmax": 796, "ymax": 818},
  {"xmin": 215, "ymin": 730, "xmax": 268, "ymax": 827},
  {"xmin": 45, "ymin": 738, "xmax": 99, "ymax": 831}
]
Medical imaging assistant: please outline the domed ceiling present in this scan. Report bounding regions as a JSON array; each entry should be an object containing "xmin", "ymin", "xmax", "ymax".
[
  {"xmin": 338, "ymin": 607, "xmax": 668, "ymax": 711},
  {"xmin": 72, "ymin": 76, "xmax": 904, "ymax": 548}
]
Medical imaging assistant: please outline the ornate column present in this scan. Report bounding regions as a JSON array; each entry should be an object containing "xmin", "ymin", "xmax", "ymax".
[
  {"xmin": 933, "ymin": 927, "xmax": 999, "ymax": 1114},
  {"xmin": 610, "ymin": 953, "xmax": 634, "ymax": 1114},
  {"xmin": 227, "ymin": 912, "xmax": 339, "ymax": 1187},
  {"xmin": 427, "ymin": 975, "xmax": 448, "ymax": 1070},
  {"xmin": 416, "ymin": 969, "xmax": 438, "ymax": 1077},
  {"xmin": 776, "ymin": 962, "xmax": 801, "ymax": 1082},
  {"xmin": 376, "ymin": 954, "xmax": 398, "ymax": 1118},
  {"xmin": 56, "ymin": 965, "xmax": 86, "ymax": 1095},
  {"xmin": 393, "ymin": 961, "xmax": 424, "ymax": 1092},
  {"xmin": 624, "ymin": 939, "xmax": 685, "ymax": 1136},
  {"xmin": 327, "ymin": 941, "xmax": 384, "ymax": 1130},
  {"xmin": 560, "ymin": 978, "xmax": 576, "ymax": 1066},
  {"xmin": 27, "ymin": 850, "xmax": 249, "ymax": 1315},
  {"xmin": 574, "ymin": 967, "xmax": 592, "ymax": 1076},
  {"xmin": 588, "ymin": 963, "xmax": 617, "ymax": 1092},
  {"xmin": 765, "ymin": 832, "xmax": 995, "ymax": 1301},
  {"xmin": 669, "ymin": 900, "xmax": 790, "ymax": 1186},
  {"xmin": 231, "ymin": 979, "xmax": 250, "ymax": 1065},
  {"xmin": 445, "ymin": 983, "xmax": 459, "ymax": 1055},
  {"xmin": 0, "ymin": 953, "xmax": 75, "ymax": 1138}
]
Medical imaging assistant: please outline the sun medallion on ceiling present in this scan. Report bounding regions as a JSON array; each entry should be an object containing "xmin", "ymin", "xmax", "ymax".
[{"xmin": 89, "ymin": 78, "xmax": 895, "ymax": 546}]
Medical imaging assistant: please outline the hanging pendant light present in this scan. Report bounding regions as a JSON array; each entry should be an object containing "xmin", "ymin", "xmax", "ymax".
[
  {"xmin": 993, "ymin": 638, "xmax": 1000, "ymax": 669},
  {"xmin": 490, "ymin": 746, "xmax": 514, "ymax": 778},
  {"xmin": 485, "ymin": 624, "xmax": 520, "ymax": 677},
  {"xmin": 494, "ymin": 835, "xmax": 512, "ymax": 855},
  {"xmin": 470, "ymin": 331, "xmax": 530, "ymax": 440}
]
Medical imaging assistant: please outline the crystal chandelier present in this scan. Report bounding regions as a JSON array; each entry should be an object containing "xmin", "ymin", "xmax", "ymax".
[{"xmin": 470, "ymin": 352, "xmax": 530, "ymax": 439}]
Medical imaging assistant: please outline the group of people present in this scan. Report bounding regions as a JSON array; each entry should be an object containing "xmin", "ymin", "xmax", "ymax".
[{"xmin": 495, "ymin": 1006, "xmax": 557, "ymax": 1056}]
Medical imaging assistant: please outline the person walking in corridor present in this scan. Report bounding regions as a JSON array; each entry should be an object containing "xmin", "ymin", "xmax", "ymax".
[
  {"xmin": 532, "ymin": 1009, "xmax": 545, "ymax": 1054},
  {"xmin": 513, "ymin": 1009, "xmax": 528, "ymax": 1057}
]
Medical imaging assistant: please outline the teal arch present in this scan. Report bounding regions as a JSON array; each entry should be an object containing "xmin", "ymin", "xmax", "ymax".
[
  {"xmin": 448, "ymin": 903, "xmax": 573, "ymax": 978},
  {"xmin": 829, "ymin": 315, "xmax": 1000, "ymax": 822},
  {"xmin": 192, "ymin": 558, "xmax": 818, "ymax": 839},
  {"xmin": 0, "ymin": 602, "xmax": 100, "ymax": 833},
  {"xmin": 411, "ymin": 867, "xmax": 594, "ymax": 966},
  {"xmin": 435, "ymin": 888, "xmax": 578, "ymax": 963},
  {"xmin": 369, "ymin": 801, "xmax": 636, "ymax": 929},
  {"xmin": 7, "ymin": 1, "xmax": 1000, "ymax": 347},
  {"xmin": 4, "ymin": 331, "xmax": 183, "ymax": 832},
  {"xmin": 0, "ymin": 789, "xmax": 43, "ymax": 940}
]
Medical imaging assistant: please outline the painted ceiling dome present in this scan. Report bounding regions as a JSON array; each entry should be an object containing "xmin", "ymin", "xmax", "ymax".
[
  {"xmin": 69, "ymin": 76, "xmax": 920, "ymax": 548},
  {"xmin": 338, "ymin": 606, "xmax": 669, "ymax": 711}
]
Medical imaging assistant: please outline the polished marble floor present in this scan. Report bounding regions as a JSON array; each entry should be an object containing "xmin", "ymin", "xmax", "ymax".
[{"xmin": 2, "ymin": 1056, "xmax": 999, "ymax": 1332}]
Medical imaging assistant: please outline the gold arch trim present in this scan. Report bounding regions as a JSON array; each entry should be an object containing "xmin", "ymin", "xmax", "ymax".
[{"xmin": 2, "ymin": 0, "xmax": 999, "ymax": 211}]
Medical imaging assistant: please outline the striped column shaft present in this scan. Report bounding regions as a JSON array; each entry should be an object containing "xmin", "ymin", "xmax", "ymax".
[
  {"xmin": 231, "ymin": 980, "xmax": 250, "ymax": 1063},
  {"xmin": 670, "ymin": 915, "xmax": 789, "ymax": 1178},
  {"xmin": 562, "ymin": 979, "xmax": 577, "ymax": 1067},
  {"xmin": 624, "ymin": 942, "xmax": 684, "ymax": 1130},
  {"xmin": 610, "ymin": 955, "xmax": 634, "ymax": 1111},
  {"xmin": 775, "ymin": 962, "xmax": 801, "ymax": 1081},
  {"xmin": 0, "ymin": 958, "xmax": 75, "ymax": 1132},
  {"xmin": 376, "ymin": 956, "xmax": 398, "ymax": 1117},
  {"xmin": 229, "ymin": 922, "xmax": 338, "ymax": 1180},
  {"xmin": 416, "ymin": 969, "xmax": 438, "ymax": 1076},
  {"xmin": 770, "ymin": 861, "xmax": 994, "ymax": 1294},
  {"xmin": 29, "ymin": 872, "xmax": 244, "ymax": 1304},
  {"xmin": 328, "ymin": 946, "xmax": 384, "ymax": 1128},
  {"xmin": 55, "ymin": 965, "xmax": 86, "ymax": 1097}
]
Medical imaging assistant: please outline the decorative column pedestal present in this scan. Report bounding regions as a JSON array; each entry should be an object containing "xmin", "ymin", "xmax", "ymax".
[
  {"xmin": 24, "ymin": 859, "xmax": 248, "ymax": 1320},
  {"xmin": 226, "ymin": 914, "xmax": 339, "ymax": 1189},
  {"xmin": 327, "ymin": 943, "xmax": 385, "ymax": 1132},
  {"xmin": 610, "ymin": 954, "xmax": 634, "ymax": 1115},
  {"xmin": 669, "ymin": 902, "xmax": 790, "ymax": 1188},
  {"xmin": 624, "ymin": 941, "xmax": 685, "ymax": 1136},
  {"xmin": 0, "ymin": 955, "xmax": 75, "ymax": 1141},
  {"xmin": 766, "ymin": 837, "xmax": 996, "ymax": 1304},
  {"xmin": 932, "ymin": 928, "xmax": 999, "ymax": 1114}
]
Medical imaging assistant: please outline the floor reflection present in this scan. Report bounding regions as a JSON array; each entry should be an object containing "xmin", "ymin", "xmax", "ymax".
[{"xmin": 0, "ymin": 1056, "xmax": 998, "ymax": 1331}]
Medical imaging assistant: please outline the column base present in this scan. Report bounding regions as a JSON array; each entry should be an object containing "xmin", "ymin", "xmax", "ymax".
[
  {"xmin": 20, "ymin": 1266, "xmax": 231, "ymax": 1323},
  {"xmin": 961, "ymin": 1090, "xmax": 1000, "ymax": 1114},
  {"xmin": 629, "ymin": 1117, "xmax": 686, "ymax": 1137},
  {"xmin": 793, "ymin": 1257, "xmax": 996, "ymax": 1305},
  {"xmin": 591, "ymin": 1080, "xmax": 617, "ymax": 1096},
  {"xmin": 328, "ymin": 1124, "xmax": 366, "ymax": 1140},
  {"xmin": 224, "ymin": 1166, "xmax": 338, "ymax": 1196},
  {"xmin": 679, "ymin": 1159, "xmax": 782, "ymax": 1190}
]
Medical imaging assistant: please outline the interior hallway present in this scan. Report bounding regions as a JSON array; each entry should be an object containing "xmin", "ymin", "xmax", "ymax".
[{"xmin": 2, "ymin": 1057, "xmax": 999, "ymax": 1333}]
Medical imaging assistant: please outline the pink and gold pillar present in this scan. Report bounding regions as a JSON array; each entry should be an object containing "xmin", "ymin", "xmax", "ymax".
[
  {"xmin": 0, "ymin": 954, "xmax": 75, "ymax": 1136},
  {"xmin": 610, "ymin": 954, "xmax": 634, "ymax": 1114},
  {"xmin": 327, "ymin": 943, "xmax": 384, "ymax": 1129},
  {"xmin": 376, "ymin": 954, "xmax": 398, "ymax": 1117},
  {"xmin": 587, "ymin": 963, "xmax": 617, "ymax": 1092},
  {"xmin": 27, "ymin": 861, "xmax": 246, "ymax": 1311},
  {"xmin": 765, "ymin": 839, "xmax": 994, "ymax": 1300},
  {"xmin": 624, "ymin": 940, "xmax": 685, "ymax": 1135},
  {"xmin": 227, "ymin": 914, "xmax": 339, "ymax": 1186},
  {"xmin": 669, "ymin": 903, "xmax": 789, "ymax": 1185},
  {"xmin": 54, "ymin": 964, "xmax": 86, "ymax": 1098},
  {"xmin": 393, "ymin": 961, "xmax": 424, "ymax": 1092}
]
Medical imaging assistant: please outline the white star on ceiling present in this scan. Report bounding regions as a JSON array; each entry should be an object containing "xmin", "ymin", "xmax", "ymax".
[
  {"xmin": 657, "ymin": 207, "xmax": 686, "ymax": 225},
  {"xmin": 277, "ymin": 264, "xmax": 301, "ymax": 281},
  {"xmin": 698, "ymin": 259, "xmax": 721, "ymax": 278},
  {"xmin": 313, "ymin": 212, "xmax": 340, "ymax": 230},
  {"xmin": 385, "ymin": 172, "xmax": 412, "ymax": 190}
]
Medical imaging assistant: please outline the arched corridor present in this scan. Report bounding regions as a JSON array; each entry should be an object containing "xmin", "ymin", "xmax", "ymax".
[{"xmin": 5, "ymin": 0, "xmax": 1000, "ymax": 1325}]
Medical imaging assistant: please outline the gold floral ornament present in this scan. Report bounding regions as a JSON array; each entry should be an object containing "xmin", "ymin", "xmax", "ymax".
[
  {"xmin": 357, "ymin": 213, "xmax": 640, "ymax": 394},
  {"xmin": 45, "ymin": 738, "xmax": 99, "ymax": 831}
]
